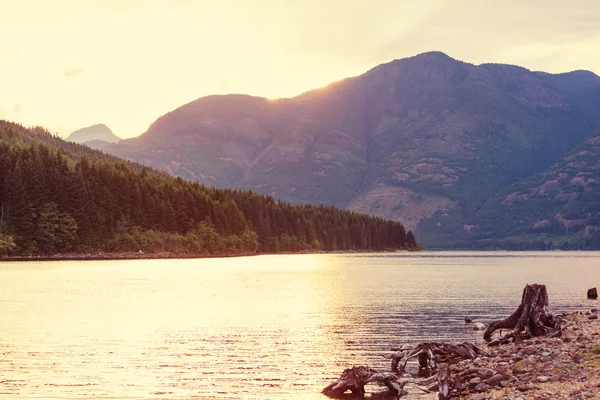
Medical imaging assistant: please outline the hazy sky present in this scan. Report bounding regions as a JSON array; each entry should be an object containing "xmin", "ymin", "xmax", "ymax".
[{"xmin": 2, "ymin": 0, "xmax": 600, "ymax": 139}]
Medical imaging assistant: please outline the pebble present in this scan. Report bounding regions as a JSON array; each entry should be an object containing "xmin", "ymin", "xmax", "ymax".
[
  {"xmin": 485, "ymin": 373, "xmax": 505, "ymax": 387},
  {"xmin": 513, "ymin": 359, "xmax": 528, "ymax": 373},
  {"xmin": 474, "ymin": 382, "xmax": 490, "ymax": 392},
  {"xmin": 468, "ymin": 394, "xmax": 486, "ymax": 400},
  {"xmin": 537, "ymin": 375, "xmax": 551, "ymax": 383},
  {"xmin": 517, "ymin": 383, "xmax": 537, "ymax": 391},
  {"xmin": 469, "ymin": 377, "xmax": 482, "ymax": 388},
  {"xmin": 472, "ymin": 322, "xmax": 486, "ymax": 331}
]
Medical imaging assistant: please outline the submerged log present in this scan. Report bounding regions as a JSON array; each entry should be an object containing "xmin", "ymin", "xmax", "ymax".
[
  {"xmin": 389, "ymin": 342, "xmax": 486, "ymax": 373},
  {"xmin": 484, "ymin": 284, "xmax": 561, "ymax": 345}
]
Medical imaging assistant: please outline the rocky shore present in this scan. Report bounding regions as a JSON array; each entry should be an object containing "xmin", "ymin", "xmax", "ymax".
[{"xmin": 449, "ymin": 309, "xmax": 600, "ymax": 399}]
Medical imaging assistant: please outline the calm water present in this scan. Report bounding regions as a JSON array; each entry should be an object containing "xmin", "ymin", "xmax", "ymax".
[{"xmin": 1, "ymin": 252, "xmax": 599, "ymax": 399}]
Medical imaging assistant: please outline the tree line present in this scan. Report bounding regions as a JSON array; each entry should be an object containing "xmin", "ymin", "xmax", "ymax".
[{"xmin": 0, "ymin": 120, "xmax": 419, "ymax": 256}]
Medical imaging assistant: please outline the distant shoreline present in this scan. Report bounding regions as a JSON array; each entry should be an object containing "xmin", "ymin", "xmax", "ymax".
[
  {"xmin": 0, "ymin": 251, "xmax": 257, "ymax": 262},
  {"xmin": 0, "ymin": 248, "xmax": 421, "ymax": 262}
]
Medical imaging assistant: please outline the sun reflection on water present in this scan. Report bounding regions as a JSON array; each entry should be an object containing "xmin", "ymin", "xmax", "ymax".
[{"xmin": 1, "ymin": 252, "xmax": 599, "ymax": 399}]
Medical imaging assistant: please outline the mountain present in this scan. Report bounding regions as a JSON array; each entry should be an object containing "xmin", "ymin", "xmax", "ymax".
[
  {"xmin": 66, "ymin": 123, "xmax": 120, "ymax": 149},
  {"xmin": 105, "ymin": 51, "xmax": 600, "ymax": 249},
  {"xmin": 0, "ymin": 120, "xmax": 416, "ymax": 256},
  {"xmin": 418, "ymin": 128, "xmax": 600, "ymax": 249}
]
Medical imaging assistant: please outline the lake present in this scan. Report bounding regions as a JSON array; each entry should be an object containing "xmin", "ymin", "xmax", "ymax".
[{"xmin": 1, "ymin": 252, "xmax": 599, "ymax": 399}]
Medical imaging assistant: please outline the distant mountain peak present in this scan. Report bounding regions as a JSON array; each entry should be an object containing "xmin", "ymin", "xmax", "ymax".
[{"xmin": 67, "ymin": 124, "xmax": 120, "ymax": 145}]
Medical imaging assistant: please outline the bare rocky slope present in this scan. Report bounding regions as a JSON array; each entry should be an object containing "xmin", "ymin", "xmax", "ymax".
[{"xmin": 105, "ymin": 52, "xmax": 600, "ymax": 249}]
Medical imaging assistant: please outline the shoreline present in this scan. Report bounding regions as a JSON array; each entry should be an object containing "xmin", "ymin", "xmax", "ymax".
[{"xmin": 0, "ymin": 248, "xmax": 422, "ymax": 262}]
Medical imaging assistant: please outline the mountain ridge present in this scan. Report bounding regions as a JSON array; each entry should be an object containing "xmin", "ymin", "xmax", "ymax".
[{"xmin": 105, "ymin": 51, "xmax": 600, "ymax": 249}]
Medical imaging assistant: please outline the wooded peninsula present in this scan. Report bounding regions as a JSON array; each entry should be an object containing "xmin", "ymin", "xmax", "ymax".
[{"xmin": 0, "ymin": 121, "xmax": 419, "ymax": 257}]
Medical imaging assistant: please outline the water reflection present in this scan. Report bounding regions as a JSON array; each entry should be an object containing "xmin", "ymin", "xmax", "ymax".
[{"xmin": 1, "ymin": 252, "xmax": 599, "ymax": 399}]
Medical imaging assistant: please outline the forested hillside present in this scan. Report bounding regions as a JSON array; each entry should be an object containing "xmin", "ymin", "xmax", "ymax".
[
  {"xmin": 0, "ymin": 121, "xmax": 417, "ymax": 256},
  {"xmin": 417, "ymin": 129, "xmax": 600, "ymax": 250}
]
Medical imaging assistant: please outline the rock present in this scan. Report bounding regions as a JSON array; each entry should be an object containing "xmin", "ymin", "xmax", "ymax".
[
  {"xmin": 521, "ymin": 345, "xmax": 538, "ymax": 355},
  {"xmin": 517, "ymin": 383, "xmax": 537, "ymax": 391},
  {"xmin": 588, "ymin": 287, "xmax": 598, "ymax": 299},
  {"xmin": 592, "ymin": 308, "xmax": 598, "ymax": 313},
  {"xmin": 537, "ymin": 375, "xmax": 551, "ymax": 383},
  {"xmin": 513, "ymin": 360, "xmax": 528, "ymax": 373},
  {"xmin": 589, "ymin": 314, "xmax": 598, "ymax": 320},
  {"xmin": 465, "ymin": 316, "xmax": 473, "ymax": 323},
  {"xmin": 474, "ymin": 383, "xmax": 490, "ymax": 392},
  {"xmin": 477, "ymin": 367, "xmax": 494, "ymax": 377},
  {"xmin": 485, "ymin": 373, "xmax": 505, "ymax": 387},
  {"xmin": 472, "ymin": 322, "xmax": 485, "ymax": 331},
  {"xmin": 469, "ymin": 377, "xmax": 482, "ymax": 388},
  {"xmin": 469, "ymin": 394, "xmax": 486, "ymax": 400}
]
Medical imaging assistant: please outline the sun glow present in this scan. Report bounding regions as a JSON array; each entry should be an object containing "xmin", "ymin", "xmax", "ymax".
[{"xmin": 1, "ymin": 1, "xmax": 599, "ymax": 139}]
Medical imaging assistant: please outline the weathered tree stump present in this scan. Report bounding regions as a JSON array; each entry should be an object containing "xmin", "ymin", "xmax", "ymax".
[
  {"xmin": 484, "ymin": 284, "xmax": 561, "ymax": 346},
  {"xmin": 389, "ymin": 342, "xmax": 485, "ymax": 373},
  {"xmin": 588, "ymin": 287, "xmax": 598, "ymax": 299}
]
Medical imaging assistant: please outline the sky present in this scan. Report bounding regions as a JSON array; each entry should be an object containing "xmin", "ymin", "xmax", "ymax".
[{"xmin": 1, "ymin": 0, "xmax": 600, "ymax": 139}]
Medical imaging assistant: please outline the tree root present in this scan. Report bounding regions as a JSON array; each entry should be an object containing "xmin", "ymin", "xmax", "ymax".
[
  {"xmin": 388, "ymin": 342, "xmax": 486, "ymax": 373},
  {"xmin": 322, "ymin": 364, "xmax": 454, "ymax": 399}
]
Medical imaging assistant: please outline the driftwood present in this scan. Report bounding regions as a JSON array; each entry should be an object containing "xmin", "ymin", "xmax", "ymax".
[
  {"xmin": 484, "ymin": 284, "xmax": 561, "ymax": 346},
  {"xmin": 321, "ymin": 366, "xmax": 436, "ymax": 398},
  {"xmin": 321, "ymin": 366, "xmax": 404, "ymax": 397},
  {"xmin": 389, "ymin": 342, "xmax": 486, "ymax": 373},
  {"xmin": 324, "ymin": 342, "xmax": 486, "ymax": 398}
]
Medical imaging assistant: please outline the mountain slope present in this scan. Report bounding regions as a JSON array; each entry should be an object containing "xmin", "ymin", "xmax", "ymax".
[
  {"xmin": 0, "ymin": 120, "xmax": 416, "ymax": 255},
  {"xmin": 418, "ymin": 129, "xmax": 600, "ymax": 249},
  {"xmin": 105, "ymin": 52, "xmax": 600, "ymax": 247}
]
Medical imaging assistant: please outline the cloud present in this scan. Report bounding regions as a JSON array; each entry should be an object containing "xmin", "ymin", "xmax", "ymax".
[
  {"xmin": 63, "ymin": 68, "xmax": 84, "ymax": 78},
  {"xmin": 369, "ymin": 0, "xmax": 600, "ymax": 70}
]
